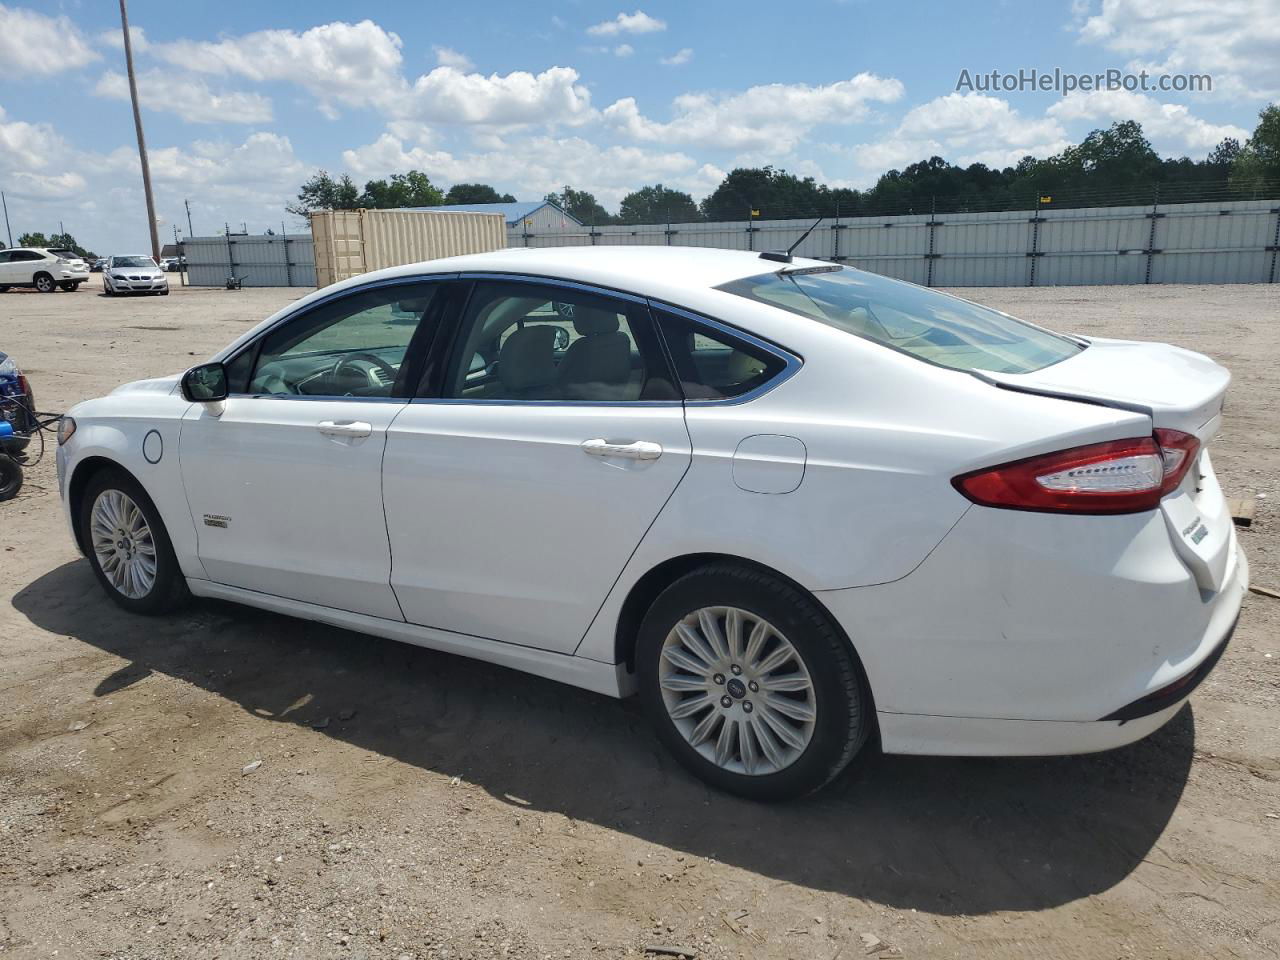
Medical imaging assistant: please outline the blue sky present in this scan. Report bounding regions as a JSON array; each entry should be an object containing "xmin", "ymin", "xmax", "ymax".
[{"xmin": 0, "ymin": 0, "xmax": 1274, "ymax": 254}]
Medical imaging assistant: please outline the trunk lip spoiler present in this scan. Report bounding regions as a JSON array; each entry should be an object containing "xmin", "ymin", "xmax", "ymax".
[{"xmin": 968, "ymin": 370, "xmax": 1155, "ymax": 419}]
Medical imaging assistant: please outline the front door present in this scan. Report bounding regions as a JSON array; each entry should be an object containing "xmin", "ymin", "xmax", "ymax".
[
  {"xmin": 179, "ymin": 280, "xmax": 447, "ymax": 619},
  {"xmin": 383, "ymin": 277, "xmax": 692, "ymax": 653}
]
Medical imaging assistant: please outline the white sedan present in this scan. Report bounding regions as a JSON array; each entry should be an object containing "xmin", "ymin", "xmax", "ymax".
[
  {"xmin": 56, "ymin": 247, "xmax": 1247, "ymax": 799},
  {"xmin": 103, "ymin": 255, "xmax": 169, "ymax": 296}
]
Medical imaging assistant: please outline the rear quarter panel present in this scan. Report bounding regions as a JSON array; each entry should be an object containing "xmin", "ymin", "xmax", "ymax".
[{"xmin": 574, "ymin": 312, "xmax": 1154, "ymax": 664}]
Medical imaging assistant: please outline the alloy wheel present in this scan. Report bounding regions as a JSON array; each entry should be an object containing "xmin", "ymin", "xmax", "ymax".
[
  {"xmin": 90, "ymin": 489, "xmax": 158, "ymax": 599},
  {"xmin": 658, "ymin": 606, "xmax": 816, "ymax": 776}
]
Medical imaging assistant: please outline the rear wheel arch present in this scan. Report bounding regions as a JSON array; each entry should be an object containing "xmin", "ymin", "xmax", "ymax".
[{"xmin": 614, "ymin": 553, "xmax": 872, "ymax": 699}]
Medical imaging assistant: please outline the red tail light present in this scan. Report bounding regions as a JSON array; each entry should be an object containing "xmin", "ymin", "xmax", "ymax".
[{"xmin": 954, "ymin": 430, "xmax": 1200, "ymax": 515}]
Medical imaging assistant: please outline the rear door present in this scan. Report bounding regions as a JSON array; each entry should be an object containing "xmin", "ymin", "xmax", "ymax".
[
  {"xmin": 179, "ymin": 279, "xmax": 449, "ymax": 618},
  {"xmin": 382, "ymin": 276, "xmax": 691, "ymax": 653}
]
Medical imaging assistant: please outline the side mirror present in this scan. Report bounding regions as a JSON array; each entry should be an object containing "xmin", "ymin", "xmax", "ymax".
[{"xmin": 181, "ymin": 362, "xmax": 229, "ymax": 404}]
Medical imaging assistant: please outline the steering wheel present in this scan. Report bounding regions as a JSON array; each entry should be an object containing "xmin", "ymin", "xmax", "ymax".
[{"xmin": 332, "ymin": 352, "xmax": 398, "ymax": 392}]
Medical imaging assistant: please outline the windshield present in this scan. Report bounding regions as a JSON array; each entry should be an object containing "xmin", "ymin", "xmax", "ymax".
[
  {"xmin": 718, "ymin": 266, "xmax": 1084, "ymax": 374},
  {"xmin": 112, "ymin": 256, "xmax": 156, "ymax": 268}
]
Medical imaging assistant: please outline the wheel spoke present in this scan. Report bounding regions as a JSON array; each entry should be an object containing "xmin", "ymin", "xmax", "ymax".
[
  {"xmin": 754, "ymin": 643, "xmax": 795, "ymax": 676},
  {"xmin": 761, "ymin": 674, "xmax": 812, "ymax": 693},
  {"xmin": 724, "ymin": 608, "xmax": 744, "ymax": 660},
  {"xmin": 714, "ymin": 718, "xmax": 738, "ymax": 768},
  {"xmin": 660, "ymin": 674, "xmax": 708, "ymax": 693},
  {"xmin": 668, "ymin": 694, "xmax": 713, "ymax": 720},
  {"xmin": 661, "ymin": 645, "xmax": 711, "ymax": 677},
  {"xmin": 750, "ymin": 716, "xmax": 786, "ymax": 771},
  {"xmin": 674, "ymin": 621, "xmax": 717, "ymax": 667},
  {"xmin": 763, "ymin": 694, "xmax": 815, "ymax": 723},
  {"xmin": 743, "ymin": 620, "xmax": 770, "ymax": 667},
  {"xmin": 697, "ymin": 608, "xmax": 729, "ymax": 660},
  {"xmin": 740, "ymin": 721, "xmax": 760, "ymax": 775},
  {"xmin": 688, "ymin": 710, "xmax": 721, "ymax": 747},
  {"xmin": 759, "ymin": 707, "xmax": 808, "ymax": 750}
]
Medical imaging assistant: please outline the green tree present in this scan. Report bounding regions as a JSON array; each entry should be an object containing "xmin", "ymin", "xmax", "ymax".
[
  {"xmin": 545, "ymin": 187, "xmax": 613, "ymax": 224},
  {"xmin": 444, "ymin": 183, "xmax": 517, "ymax": 204},
  {"xmin": 699, "ymin": 167, "xmax": 832, "ymax": 221},
  {"xmin": 359, "ymin": 170, "xmax": 445, "ymax": 209},
  {"xmin": 617, "ymin": 184, "xmax": 700, "ymax": 224},
  {"xmin": 17, "ymin": 232, "xmax": 49, "ymax": 248},
  {"xmin": 286, "ymin": 170, "xmax": 360, "ymax": 216},
  {"xmin": 1231, "ymin": 104, "xmax": 1280, "ymax": 193}
]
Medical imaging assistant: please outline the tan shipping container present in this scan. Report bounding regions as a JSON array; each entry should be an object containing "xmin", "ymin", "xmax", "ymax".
[{"xmin": 310, "ymin": 208, "xmax": 505, "ymax": 287}]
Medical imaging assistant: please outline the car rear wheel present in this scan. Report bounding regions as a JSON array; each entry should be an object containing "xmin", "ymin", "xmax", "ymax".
[
  {"xmin": 637, "ymin": 564, "xmax": 871, "ymax": 800},
  {"xmin": 34, "ymin": 273, "xmax": 55, "ymax": 293},
  {"xmin": 81, "ymin": 468, "xmax": 190, "ymax": 614},
  {"xmin": 0, "ymin": 285, "xmax": 10, "ymax": 293},
  {"xmin": 59, "ymin": 282, "xmax": 76, "ymax": 291}
]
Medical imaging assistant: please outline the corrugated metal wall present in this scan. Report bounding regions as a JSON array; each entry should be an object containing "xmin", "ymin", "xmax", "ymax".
[
  {"xmin": 184, "ymin": 234, "xmax": 316, "ymax": 287},
  {"xmin": 506, "ymin": 197, "xmax": 1280, "ymax": 286}
]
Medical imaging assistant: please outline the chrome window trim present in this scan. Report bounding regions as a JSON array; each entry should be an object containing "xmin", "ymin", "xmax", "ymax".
[
  {"xmin": 221, "ymin": 273, "xmax": 458, "ymax": 402},
  {"xmin": 455, "ymin": 271, "xmax": 648, "ymax": 304},
  {"xmin": 646, "ymin": 300, "xmax": 803, "ymax": 407}
]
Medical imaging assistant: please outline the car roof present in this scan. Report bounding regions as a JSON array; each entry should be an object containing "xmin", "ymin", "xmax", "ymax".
[{"xmin": 368, "ymin": 245, "xmax": 830, "ymax": 297}]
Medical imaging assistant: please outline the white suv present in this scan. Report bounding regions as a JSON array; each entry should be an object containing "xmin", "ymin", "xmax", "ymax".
[{"xmin": 0, "ymin": 247, "xmax": 90, "ymax": 292}]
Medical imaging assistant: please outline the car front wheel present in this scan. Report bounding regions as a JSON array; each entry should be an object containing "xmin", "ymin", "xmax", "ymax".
[
  {"xmin": 637, "ymin": 564, "xmax": 871, "ymax": 800},
  {"xmin": 81, "ymin": 468, "xmax": 190, "ymax": 614}
]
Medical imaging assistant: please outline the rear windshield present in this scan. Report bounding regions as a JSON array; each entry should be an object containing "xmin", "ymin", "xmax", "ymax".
[{"xmin": 717, "ymin": 267, "xmax": 1083, "ymax": 374}]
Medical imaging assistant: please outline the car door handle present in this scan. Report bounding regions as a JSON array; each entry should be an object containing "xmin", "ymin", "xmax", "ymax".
[
  {"xmin": 581, "ymin": 438, "xmax": 663, "ymax": 461},
  {"xmin": 317, "ymin": 420, "xmax": 372, "ymax": 439}
]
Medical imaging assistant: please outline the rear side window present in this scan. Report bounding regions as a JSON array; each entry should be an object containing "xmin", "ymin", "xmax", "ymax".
[
  {"xmin": 717, "ymin": 266, "xmax": 1083, "ymax": 374},
  {"xmin": 654, "ymin": 309, "xmax": 789, "ymax": 400}
]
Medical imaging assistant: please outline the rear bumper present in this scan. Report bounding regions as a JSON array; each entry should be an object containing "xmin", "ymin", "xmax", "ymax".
[{"xmin": 819, "ymin": 500, "xmax": 1248, "ymax": 757}]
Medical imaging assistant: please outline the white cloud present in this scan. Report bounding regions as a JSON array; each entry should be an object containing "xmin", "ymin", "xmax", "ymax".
[
  {"xmin": 399, "ymin": 66, "xmax": 595, "ymax": 127},
  {"xmin": 604, "ymin": 73, "xmax": 905, "ymax": 151},
  {"xmin": 150, "ymin": 20, "xmax": 405, "ymax": 117},
  {"xmin": 93, "ymin": 70, "xmax": 274, "ymax": 125},
  {"xmin": 342, "ymin": 130, "xmax": 722, "ymax": 208},
  {"xmin": 96, "ymin": 24, "xmax": 149, "ymax": 53},
  {"xmin": 614, "ymin": 44, "xmax": 635, "ymax": 57},
  {"xmin": 433, "ymin": 45, "xmax": 474, "ymax": 71},
  {"xmin": 1076, "ymin": 0, "xmax": 1280, "ymax": 99},
  {"xmin": 1048, "ymin": 89, "xmax": 1249, "ymax": 151},
  {"xmin": 660, "ymin": 48, "xmax": 693, "ymax": 66},
  {"xmin": 586, "ymin": 10, "xmax": 667, "ymax": 37},
  {"xmin": 0, "ymin": 105, "xmax": 86, "ymax": 200},
  {"xmin": 847, "ymin": 93, "xmax": 1072, "ymax": 180},
  {"xmin": 0, "ymin": 4, "xmax": 99, "ymax": 75}
]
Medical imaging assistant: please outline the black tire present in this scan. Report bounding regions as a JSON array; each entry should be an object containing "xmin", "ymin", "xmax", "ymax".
[
  {"xmin": 79, "ymin": 467, "xmax": 190, "ymax": 614},
  {"xmin": 103, "ymin": 281, "xmax": 114, "ymax": 297},
  {"xmin": 160, "ymin": 288, "xmax": 170, "ymax": 296},
  {"xmin": 637, "ymin": 564, "xmax": 871, "ymax": 801},
  {"xmin": 0, "ymin": 285, "xmax": 9, "ymax": 292},
  {"xmin": 0, "ymin": 457, "xmax": 22, "ymax": 501},
  {"xmin": 34, "ymin": 273, "xmax": 55, "ymax": 293},
  {"xmin": 59, "ymin": 282, "xmax": 76, "ymax": 291}
]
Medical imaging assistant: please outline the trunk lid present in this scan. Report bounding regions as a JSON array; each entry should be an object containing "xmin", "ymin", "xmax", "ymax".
[
  {"xmin": 984, "ymin": 336, "xmax": 1228, "ymax": 444},
  {"xmin": 987, "ymin": 336, "xmax": 1234, "ymax": 592}
]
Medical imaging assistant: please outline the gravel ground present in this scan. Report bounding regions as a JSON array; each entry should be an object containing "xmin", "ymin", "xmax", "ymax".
[{"xmin": 1, "ymin": 275, "xmax": 1278, "ymax": 960}]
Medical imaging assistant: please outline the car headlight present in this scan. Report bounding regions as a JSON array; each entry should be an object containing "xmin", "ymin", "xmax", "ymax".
[{"xmin": 57, "ymin": 416, "xmax": 77, "ymax": 445}]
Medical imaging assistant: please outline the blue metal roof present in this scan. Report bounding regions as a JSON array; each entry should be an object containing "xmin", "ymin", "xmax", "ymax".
[{"xmin": 397, "ymin": 200, "xmax": 582, "ymax": 226}]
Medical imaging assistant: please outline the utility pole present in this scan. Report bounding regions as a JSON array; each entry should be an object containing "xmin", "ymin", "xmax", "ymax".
[
  {"xmin": 1, "ymin": 191, "xmax": 11, "ymax": 247},
  {"xmin": 184, "ymin": 198, "xmax": 194, "ymax": 238},
  {"xmin": 119, "ymin": 0, "xmax": 160, "ymax": 262}
]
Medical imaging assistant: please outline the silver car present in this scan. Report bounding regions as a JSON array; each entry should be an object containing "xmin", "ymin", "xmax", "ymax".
[{"xmin": 103, "ymin": 255, "xmax": 170, "ymax": 296}]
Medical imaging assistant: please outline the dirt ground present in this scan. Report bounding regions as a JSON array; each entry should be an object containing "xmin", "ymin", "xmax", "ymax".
[{"xmin": 2, "ymin": 274, "xmax": 1278, "ymax": 960}]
